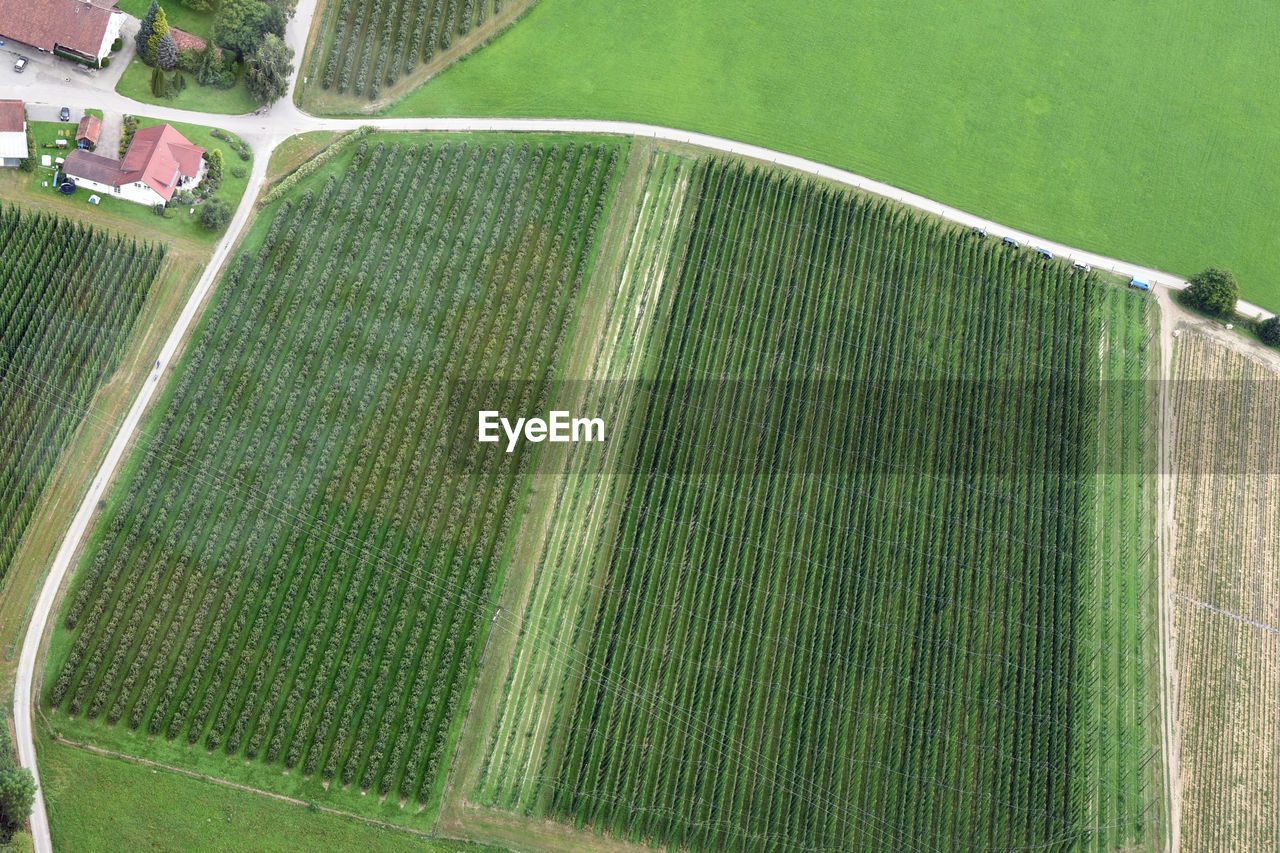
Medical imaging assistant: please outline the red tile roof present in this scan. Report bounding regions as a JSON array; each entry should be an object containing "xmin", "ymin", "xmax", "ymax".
[
  {"xmin": 0, "ymin": 0, "xmax": 121, "ymax": 60},
  {"xmin": 169, "ymin": 27, "xmax": 205, "ymax": 53},
  {"xmin": 0, "ymin": 100, "xmax": 23, "ymax": 133},
  {"xmin": 65, "ymin": 123, "xmax": 206, "ymax": 201},
  {"xmin": 63, "ymin": 149, "xmax": 125, "ymax": 185},
  {"xmin": 76, "ymin": 114, "xmax": 101, "ymax": 144}
]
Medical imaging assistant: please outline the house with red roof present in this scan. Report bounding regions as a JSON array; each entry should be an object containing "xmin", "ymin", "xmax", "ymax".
[
  {"xmin": 0, "ymin": 100, "xmax": 27, "ymax": 167},
  {"xmin": 0, "ymin": 0, "xmax": 125, "ymax": 67},
  {"xmin": 63, "ymin": 124, "xmax": 206, "ymax": 206}
]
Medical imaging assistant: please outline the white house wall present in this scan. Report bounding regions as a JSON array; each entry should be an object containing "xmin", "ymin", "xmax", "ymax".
[
  {"xmin": 97, "ymin": 12, "xmax": 124, "ymax": 61},
  {"xmin": 66, "ymin": 174, "xmax": 163, "ymax": 206}
]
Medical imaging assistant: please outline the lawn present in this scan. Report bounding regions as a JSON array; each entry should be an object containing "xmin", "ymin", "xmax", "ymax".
[
  {"xmin": 116, "ymin": 57, "xmax": 261, "ymax": 116},
  {"xmin": 37, "ymin": 732, "xmax": 497, "ymax": 852},
  {"xmin": 385, "ymin": 0, "xmax": 1280, "ymax": 310},
  {"xmin": 11, "ymin": 116, "xmax": 252, "ymax": 252},
  {"xmin": 115, "ymin": 0, "xmax": 214, "ymax": 39}
]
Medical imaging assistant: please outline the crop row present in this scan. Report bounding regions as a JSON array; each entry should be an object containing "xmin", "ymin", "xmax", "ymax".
[
  {"xmin": 321, "ymin": 0, "xmax": 515, "ymax": 99},
  {"xmin": 520, "ymin": 162, "xmax": 1122, "ymax": 850},
  {"xmin": 0, "ymin": 205, "xmax": 163, "ymax": 582},
  {"xmin": 50, "ymin": 137, "xmax": 619, "ymax": 807}
]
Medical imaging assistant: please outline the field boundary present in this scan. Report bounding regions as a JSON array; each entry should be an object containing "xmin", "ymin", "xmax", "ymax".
[{"xmin": 42, "ymin": 731, "xmax": 438, "ymax": 841}]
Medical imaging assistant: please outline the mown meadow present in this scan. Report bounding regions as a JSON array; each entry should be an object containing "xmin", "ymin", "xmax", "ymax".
[{"xmin": 393, "ymin": 0, "xmax": 1280, "ymax": 309}]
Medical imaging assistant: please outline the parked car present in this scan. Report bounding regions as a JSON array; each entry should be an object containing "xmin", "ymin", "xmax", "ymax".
[
  {"xmin": 1071, "ymin": 260, "xmax": 1091, "ymax": 273},
  {"xmin": 1001, "ymin": 236, "xmax": 1020, "ymax": 249},
  {"xmin": 59, "ymin": 107, "xmax": 71, "ymax": 121},
  {"xmin": 13, "ymin": 56, "xmax": 27, "ymax": 73},
  {"xmin": 1035, "ymin": 247, "xmax": 1054, "ymax": 260}
]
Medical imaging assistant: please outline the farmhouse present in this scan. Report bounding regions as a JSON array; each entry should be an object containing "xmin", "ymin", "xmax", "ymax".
[
  {"xmin": 0, "ymin": 100, "xmax": 28, "ymax": 167},
  {"xmin": 75, "ymin": 114, "xmax": 101, "ymax": 149},
  {"xmin": 0, "ymin": 0, "xmax": 124, "ymax": 67},
  {"xmin": 63, "ymin": 124, "xmax": 206, "ymax": 206}
]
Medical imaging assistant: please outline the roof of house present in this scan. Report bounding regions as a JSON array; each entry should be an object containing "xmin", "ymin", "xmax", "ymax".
[
  {"xmin": 170, "ymin": 27, "xmax": 206, "ymax": 53},
  {"xmin": 63, "ymin": 149, "xmax": 123, "ymax": 184},
  {"xmin": 0, "ymin": 0, "xmax": 121, "ymax": 59},
  {"xmin": 65, "ymin": 123, "xmax": 205, "ymax": 201},
  {"xmin": 76, "ymin": 114, "xmax": 101, "ymax": 144},
  {"xmin": 0, "ymin": 100, "xmax": 24, "ymax": 133}
]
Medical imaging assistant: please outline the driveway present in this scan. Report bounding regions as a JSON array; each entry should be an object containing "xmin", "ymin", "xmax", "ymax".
[
  {"xmin": 97, "ymin": 111, "xmax": 123, "ymax": 158},
  {"xmin": 0, "ymin": 32, "xmax": 130, "ymax": 96}
]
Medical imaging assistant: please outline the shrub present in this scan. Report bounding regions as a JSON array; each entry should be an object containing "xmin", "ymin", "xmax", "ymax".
[
  {"xmin": 101, "ymin": 57, "xmax": 111, "ymax": 68},
  {"xmin": 1259, "ymin": 315, "xmax": 1280, "ymax": 347},
  {"xmin": 119, "ymin": 115, "xmax": 139, "ymax": 157},
  {"xmin": 199, "ymin": 198, "xmax": 233, "ymax": 231},
  {"xmin": 111, "ymin": 37, "xmax": 123, "ymax": 52},
  {"xmin": 1184, "ymin": 268, "xmax": 1239, "ymax": 318},
  {"xmin": 231, "ymin": 165, "xmax": 246, "ymax": 179}
]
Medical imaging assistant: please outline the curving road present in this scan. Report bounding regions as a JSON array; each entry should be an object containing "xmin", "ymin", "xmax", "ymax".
[{"xmin": 6, "ymin": 4, "xmax": 1231, "ymax": 849}]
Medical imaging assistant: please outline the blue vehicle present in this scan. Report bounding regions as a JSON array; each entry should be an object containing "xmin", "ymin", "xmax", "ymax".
[
  {"xmin": 1035, "ymin": 247, "xmax": 1054, "ymax": 260},
  {"xmin": 1129, "ymin": 277, "xmax": 1152, "ymax": 291}
]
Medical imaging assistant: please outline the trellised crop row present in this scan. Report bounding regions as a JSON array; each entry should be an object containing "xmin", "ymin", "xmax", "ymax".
[
  {"xmin": 513, "ymin": 161, "xmax": 1142, "ymax": 851},
  {"xmin": 321, "ymin": 0, "xmax": 514, "ymax": 99},
  {"xmin": 49, "ymin": 137, "xmax": 620, "ymax": 808},
  {"xmin": 0, "ymin": 205, "xmax": 163, "ymax": 584}
]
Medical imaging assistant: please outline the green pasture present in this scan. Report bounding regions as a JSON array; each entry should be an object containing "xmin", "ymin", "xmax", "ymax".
[
  {"xmin": 37, "ymin": 733, "xmax": 496, "ymax": 852},
  {"xmin": 389, "ymin": 0, "xmax": 1280, "ymax": 309}
]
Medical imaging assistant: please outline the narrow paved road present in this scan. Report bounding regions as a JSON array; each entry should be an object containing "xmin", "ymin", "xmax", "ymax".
[{"xmin": 7, "ymin": 5, "xmax": 1246, "ymax": 850}]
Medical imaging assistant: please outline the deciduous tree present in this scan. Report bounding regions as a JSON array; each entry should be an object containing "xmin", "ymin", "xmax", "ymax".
[
  {"xmin": 214, "ymin": 0, "xmax": 285, "ymax": 58},
  {"xmin": 1185, "ymin": 267, "xmax": 1239, "ymax": 317},
  {"xmin": 244, "ymin": 33, "xmax": 293, "ymax": 103}
]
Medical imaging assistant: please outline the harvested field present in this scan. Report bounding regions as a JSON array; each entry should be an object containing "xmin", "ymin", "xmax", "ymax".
[{"xmin": 1170, "ymin": 332, "xmax": 1280, "ymax": 851}]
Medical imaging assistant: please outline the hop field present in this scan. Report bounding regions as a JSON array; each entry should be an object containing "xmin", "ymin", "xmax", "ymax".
[
  {"xmin": 0, "ymin": 205, "xmax": 164, "ymax": 583},
  {"xmin": 47, "ymin": 135, "xmax": 621, "ymax": 819},
  {"xmin": 469, "ymin": 160, "xmax": 1163, "ymax": 850}
]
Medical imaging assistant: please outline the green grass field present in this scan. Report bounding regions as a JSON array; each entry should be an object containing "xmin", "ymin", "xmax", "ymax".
[
  {"xmin": 114, "ymin": 0, "xmax": 214, "ymax": 39},
  {"xmin": 44, "ymin": 132, "xmax": 622, "ymax": 828},
  {"xmin": 115, "ymin": 58, "xmax": 261, "ymax": 116},
  {"xmin": 386, "ymin": 0, "xmax": 1280, "ymax": 310},
  {"xmin": 37, "ymin": 733, "xmax": 497, "ymax": 852},
  {"xmin": 468, "ymin": 161, "xmax": 1163, "ymax": 850}
]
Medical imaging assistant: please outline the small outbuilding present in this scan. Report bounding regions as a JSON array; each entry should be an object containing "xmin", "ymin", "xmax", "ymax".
[{"xmin": 76, "ymin": 114, "xmax": 101, "ymax": 149}]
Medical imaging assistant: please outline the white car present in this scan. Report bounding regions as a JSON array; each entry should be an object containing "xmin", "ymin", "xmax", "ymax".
[{"xmin": 14, "ymin": 56, "xmax": 28, "ymax": 73}]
